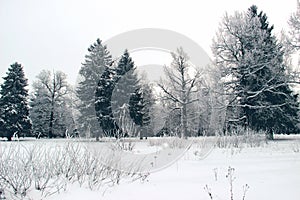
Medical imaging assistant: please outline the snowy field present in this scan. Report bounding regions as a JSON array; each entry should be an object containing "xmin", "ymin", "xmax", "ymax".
[{"xmin": 1, "ymin": 135, "xmax": 300, "ymax": 200}]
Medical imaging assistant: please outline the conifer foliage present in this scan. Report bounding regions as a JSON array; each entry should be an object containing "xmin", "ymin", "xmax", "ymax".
[
  {"xmin": 95, "ymin": 66, "xmax": 117, "ymax": 137},
  {"xmin": 129, "ymin": 88, "xmax": 151, "ymax": 127},
  {"xmin": 112, "ymin": 51, "xmax": 140, "ymax": 115},
  {"xmin": 0, "ymin": 62, "xmax": 32, "ymax": 141},
  {"xmin": 213, "ymin": 5, "xmax": 300, "ymax": 138},
  {"xmin": 95, "ymin": 50, "xmax": 136, "ymax": 138},
  {"xmin": 129, "ymin": 85, "xmax": 154, "ymax": 137},
  {"xmin": 76, "ymin": 39, "xmax": 112, "ymax": 139}
]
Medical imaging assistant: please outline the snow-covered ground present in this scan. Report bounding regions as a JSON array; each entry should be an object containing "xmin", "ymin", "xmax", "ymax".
[
  {"xmin": 1, "ymin": 135, "xmax": 300, "ymax": 200},
  {"xmin": 45, "ymin": 135, "xmax": 300, "ymax": 200}
]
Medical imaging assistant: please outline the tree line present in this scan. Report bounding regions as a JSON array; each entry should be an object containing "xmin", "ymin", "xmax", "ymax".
[{"xmin": 1, "ymin": 4, "xmax": 300, "ymax": 141}]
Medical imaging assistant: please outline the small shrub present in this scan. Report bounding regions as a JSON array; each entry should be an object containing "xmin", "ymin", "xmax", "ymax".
[
  {"xmin": 204, "ymin": 166, "xmax": 249, "ymax": 200},
  {"xmin": 216, "ymin": 128, "xmax": 266, "ymax": 149},
  {"xmin": 110, "ymin": 140, "xmax": 135, "ymax": 151},
  {"xmin": 0, "ymin": 140, "xmax": 145, "ymax": 199}
]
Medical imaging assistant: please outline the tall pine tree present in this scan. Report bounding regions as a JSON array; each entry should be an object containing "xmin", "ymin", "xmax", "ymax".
[
  {"xmin": 112, "ymin": 50, "xmax": 141, "ymax": 133},
  {"xmin": 129, "ymin": 84, "xmax": 154, "ymax": 138},
  {"xmin": 95, "ymin": 50, "xmax": 140, "ymax": 138},
  {"xmin": 213, "ymin": 5, "xmax": 300, "ymax": 139},
  {"xmin": 0, "ymin": 62, "xmax": 31, "ymax": 141},
  {"xmin": 95, "ymin": 65, "xmax": 118, "ymax": 137},
  {"xmin": 241, "ymin": 6, "xmax": 299, "ymax": 138},
  {"xmin": 76, "ymin": 39, "xmax": 112, "ymax": 140}
]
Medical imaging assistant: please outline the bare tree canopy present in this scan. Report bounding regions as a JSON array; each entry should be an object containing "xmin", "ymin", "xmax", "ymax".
[{"xmin": 158, "ymin": 47, "xmax": 202, "ymax": 138}]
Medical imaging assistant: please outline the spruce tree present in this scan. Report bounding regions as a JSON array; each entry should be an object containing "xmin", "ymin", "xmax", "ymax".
[
  {"xmin": 76, "ymin": 39, "xmax": 112, "ymax": 140},
  {"xmin": 0, "ymin": 62, "xmax": 31, "ymax": 141},
  {"xmin": 213, "ymin": 5, "xmax": 300, "ymax": 139},
  {"xmin": 112, "ymin": 50, "xmax": 140, "ymax": 129},
  {"xmin": 129, "ymin": 84, "xmax": 154, "ymax": 138},
  {"xmin": 95, "ymin": 66, "xmax": 118, "ymax": 137},
  {"xmin": 95, "ymin": 50, "xmax": 137, "ymax": 138},
  {"xmin": 241, "ymin": 6, "xmax": 299, "ymax": 138}
]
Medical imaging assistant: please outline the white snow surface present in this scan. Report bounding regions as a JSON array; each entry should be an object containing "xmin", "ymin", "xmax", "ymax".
[
  {"xmin": 44, "ymin": 135, "xmax": 300, "ymax": 200},
  {"xmin": 2, "ymin": 135, "xmax": 300, "ymax": 200}
]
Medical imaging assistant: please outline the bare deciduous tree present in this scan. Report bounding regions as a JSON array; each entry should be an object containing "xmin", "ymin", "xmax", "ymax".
[
  {"xmin": 158, "ymin": 47, "xmax": 201, "ymax": 138},
  {"xmin": 32, "ymin": 70, "xmax": 71, "ymax": 138},
  {"xmin": 288, "ymin": 0, "xmax": 300, "ymax": 51}
]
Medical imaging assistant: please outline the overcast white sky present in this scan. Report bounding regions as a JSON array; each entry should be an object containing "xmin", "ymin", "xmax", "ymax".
[{"xmin": 0, "ymin": 0, "xmax": 297, "ymax": 87}]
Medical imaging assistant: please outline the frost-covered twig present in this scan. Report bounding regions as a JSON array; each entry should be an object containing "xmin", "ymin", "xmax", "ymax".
[
  {"xmin": 242, "ymin": 184, "xmax": 250, "ymax": 200},
  {"xmin": 204, "ymin": 166, "xmax": 249, "ymax": 200},
  {"xmin": 0, "ymin": 140, "xmax": 146, "ymax": 199},
  {"xmin": 226, "ymin": 166, "xmax": 236, "ymax": 200},
  {"xmin": 204, "ymin": 184, "xmax": 213, "ymax": 200}
]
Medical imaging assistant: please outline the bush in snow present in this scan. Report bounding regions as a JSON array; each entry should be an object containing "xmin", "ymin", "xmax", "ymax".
[
  {"xmin": 0, "ymin": 140, "xmax": 146, "ymax": 199},
  {"xmin": 216, "ymin": 127, "xmax": 266, "ymax": 148},
  {"xmin": 204, "ymin": 166, "xmax": 250, "ymax": 200}
]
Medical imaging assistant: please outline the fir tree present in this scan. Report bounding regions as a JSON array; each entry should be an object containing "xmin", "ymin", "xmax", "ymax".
[
  {"xmin": 129, "ymin": 84, "xmax": 154, "ymax": 138},
  {"xmin": 95, "ymin": 50, "xmax": 137, "ymax": 138},
  {"xmin": 76, "ymin": 38, "xmax": 112, "ymax": 140},
  {"xmin": 0, "ymin": 62, "xmax": 31, "ymax": 141},
  {"xmin": 213, "ymin": 5, "xmax": 300, "ymax": 139},
  {"xmin": 95, "ymin": 66, "xmax": 118, "ymax": 137},
  {"xmin": 112, "ymin": 50, "xmax": 141, "ymax": 130},
  {"xmin": 241, "ymin": 6, "xmax": 299, "ymax": 138}
]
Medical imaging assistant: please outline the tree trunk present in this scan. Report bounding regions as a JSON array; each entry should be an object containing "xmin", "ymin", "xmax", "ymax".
[
  {"xmin": 48, "ymin": 110, "xmax": 54, "ymax": 138},
  {"xmin": 48, "ymin": 93, "xmax": 55, "ymax": 138},
  {"xmin": 181, "ymin": 104, "xmax": 188, "ymax": 138},
  {"xmin": 266, "ymin": 129, "xmax": 274, "ymax": 140}
]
